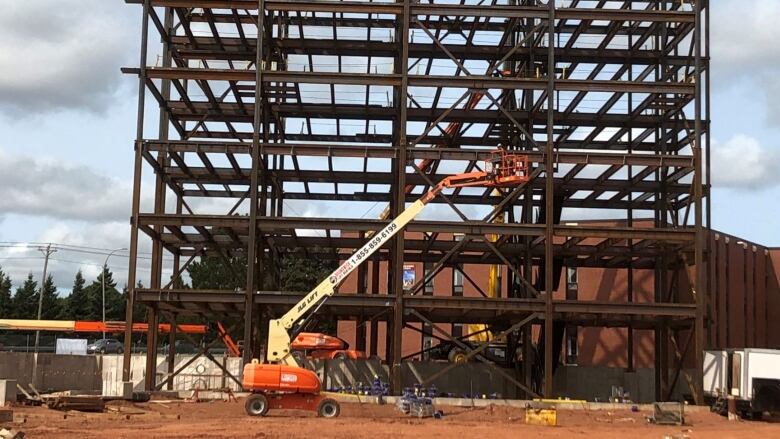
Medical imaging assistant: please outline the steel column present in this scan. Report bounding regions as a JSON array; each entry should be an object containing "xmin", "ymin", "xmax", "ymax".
[
  {"xmin": 389, "ymin": 0, "xmax": 410, "ymax": 394},
  {"xmin": 123, "ymin": 0, "xmax": 150, "ymax": 383},
  {"xmin": 243, "ymin": 0, "xmax": 265, "ymax": 366},
  {"xmin": 692, "ymin": 0, "xmax": 705, "ymax": 405},
  {"xmin": 542, "ymin": 0, "xmax": 556, "ymax": 398}
]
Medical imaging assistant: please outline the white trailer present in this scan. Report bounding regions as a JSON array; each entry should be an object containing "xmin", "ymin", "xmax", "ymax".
[{"xmin": 703, "ymin": 349, "xmax": 780, "ymax": 417}]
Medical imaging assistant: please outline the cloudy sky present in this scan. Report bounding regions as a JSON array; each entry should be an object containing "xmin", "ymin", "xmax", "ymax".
[{"xmin": 1, "ymin": 0, "xmax": 779, "ymax": 293}]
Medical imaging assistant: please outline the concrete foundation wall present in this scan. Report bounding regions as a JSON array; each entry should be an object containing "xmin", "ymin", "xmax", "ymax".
[
  {"xmin": 0, "ymin": 353, "xmax": 101, "ymax": 392},
  {"xmin": 304, "ymin": 359, "xmax": 520, "ymax": 398},
  {"xmin": 101, "ymin": 354, "xmax": 243, "ymax": 396},
  {"xmin": 0, "ymin": 352, "xmax": 694, "ymax": 402},
  {"xmin": 554, "ymin": 366, "xmax": 694, "ymax": 403}
]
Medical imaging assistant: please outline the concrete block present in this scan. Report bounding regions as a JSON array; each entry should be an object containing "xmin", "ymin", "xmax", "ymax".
[
  {"xmin": 0, "ymin": 381, "xmax": 16, "ymax": 407},
  {"xmin": 122, "ymin": 381, "xmax": 134, "ymax": 400}
]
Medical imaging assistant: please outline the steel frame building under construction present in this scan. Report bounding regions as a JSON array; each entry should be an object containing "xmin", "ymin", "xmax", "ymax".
[{"xmin": 122, "ymin": 0, "xmax": 710, "ymax": 402}]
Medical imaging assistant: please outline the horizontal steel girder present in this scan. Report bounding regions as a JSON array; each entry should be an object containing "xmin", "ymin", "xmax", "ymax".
[
  {"xmin": 173, "ymin": 36, "xmax": 702, "ymax": 67},
  {"xmin": 144, "ymin": 141, "xmax": 697, "ymax": 164},
  {"xmin": 125, "ymin": 67, "xmax": 696, "ymax": 95},
  {"xmin": 137, "ymin": 214, "xmax": 696, "ymax": 242},
  {"xmin": 134, "ymin": 289, "xmax": 697, "ymax": 327},
  {"xmin": 148, "ymin": 232, "xmax": 689, "ymax": 268},
  {"xmin": 163, "ymin": 168, "xmax": 692, "ymax": 194},
  {"xmin": 163, "ymin": 101, "xmax": 696, "ymax": 128},
  {"xmin": 130, "ymin": 1, "xmax": 695, "ymax": 23}
]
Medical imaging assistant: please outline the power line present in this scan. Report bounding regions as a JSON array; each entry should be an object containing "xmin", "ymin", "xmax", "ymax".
[
  {"xmin": 0, "ymin": 242, "xmax": 175, "ymax": 262},
  {"xmin": 48, "ymin": 258, "xmax": 155, "ymax": 273},
  {"xmin": 0, "ymin": 241, "xmax": 157, "ymax": 256}
]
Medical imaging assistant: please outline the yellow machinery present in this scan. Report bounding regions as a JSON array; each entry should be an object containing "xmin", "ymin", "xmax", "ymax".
[{"xmin": 467, "ymin": 189, "xmax": 503, "ymax": 343}]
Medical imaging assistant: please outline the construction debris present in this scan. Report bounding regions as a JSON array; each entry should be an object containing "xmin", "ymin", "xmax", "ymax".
[
  {"xmin": 649, "ymin": 402, "xmax": 685, "ymax": 426},
  {"xmin": 44, "ymin": 396, "xmax": 105, "ymax": 413},
  {"xmin": 396, "ymin": 387, "xmax": 437, "ymax": 419},
  {"xmin": 0, "ymin": 428, "xmax": 23, "ymax": 439},
  {"xmin": 13, "ymin": 386, "xmax": 39, "ymax": 407}
]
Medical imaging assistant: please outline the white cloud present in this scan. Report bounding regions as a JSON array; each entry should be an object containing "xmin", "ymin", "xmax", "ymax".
[
  {"xmin": 0, "ymin": 1, "xmax": 136, "ymax": 116},
  {"xmin": 710, "ymin": 134, "xmax": 780, "ymax": 189},
  {"xmin": 0, "ymin": 147, "xmax": 152, "ymax": 222},
  {"xmin": 711, "ymin": 1, "xmax": 780, "ymax": 127},
  {"xmin": 711, "ymin": 0, "xmax": 780, "ymax": 74},
  {"xmin": 0, "ymin": 219, "xmax": 167, "ymax": 293}
]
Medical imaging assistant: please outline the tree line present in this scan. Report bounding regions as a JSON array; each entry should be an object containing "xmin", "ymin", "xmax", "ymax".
[
  {"xmin": 0, "ymin": 265, "xmax": 126, "ymax": 321},
  {"xmin": 0, "ymin": 251, "xmax": 337, "ymax": 322}
]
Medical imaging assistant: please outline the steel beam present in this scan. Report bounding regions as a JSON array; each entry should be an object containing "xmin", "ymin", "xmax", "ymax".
[
  {"xmin": 128, "ymin": 67, "xmax": 695, "ymax": 95},
  {"xmin": 131, "ymin": 1, "xmax": 696, "ymax": 23}
]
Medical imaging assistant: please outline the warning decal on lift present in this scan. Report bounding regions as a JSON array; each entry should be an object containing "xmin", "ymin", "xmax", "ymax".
[{"xmin": 281, "ymin": 373, "xmax": 299, "ymax": 383}]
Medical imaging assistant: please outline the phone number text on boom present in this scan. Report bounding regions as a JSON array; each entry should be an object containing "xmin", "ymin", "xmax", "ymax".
[{"xmin": 348, "ymin": 222, "xmax": 399, "ymax": 266}]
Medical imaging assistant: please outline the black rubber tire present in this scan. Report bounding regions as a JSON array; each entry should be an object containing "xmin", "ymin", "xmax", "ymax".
[
  {"xmin": 448, "ymin": 348, "xmax": 467, "ymax": 364},
  {"xmin": 317, "ymin": 398, "xmax": 340, "ymax": 418},
  {"xmin": 117, "ymin": 348, "xmax": 124, "ymax": 354},
  {"xmin": 245, "ymin": 394, "xmax": 269, "ymax": 417},
  {"xmin": 333, "ymin": 352, "xmax": 348, "ymax": 361},
  {"xmin": 99, "ymin": 348, "xmax": 106, "ymax": 355}
]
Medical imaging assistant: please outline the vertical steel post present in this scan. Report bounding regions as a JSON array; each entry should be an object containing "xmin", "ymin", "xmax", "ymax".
[
  {"xmin": 356, "ymin": 231, "xmax": 367, "ymax": 352},
  {"xmin": 521, "ymin": 1, "xmax": 536, "ymax": 396},
  {"xmin": 145, "ymin": 306, "xmax": 158, "ymax": 389},
  {"xmin": 390, "ymin": 0, "xmax": 410, "ymax": 393},
  {"xmin": 543, "ymin": 0, "xmax": 556, "ymax": 398},
  {"xmin": 654, "ymin": 1, "xmax": 669, "ymax": 400},
  {"xmin": 244, "ymin": 0, "xmax": 266, "ymax": 366},
  {"xmin": 370, "ymin": 259, "xmax": 380, "ymax": 357},
  {"xmin": 123, "ymin": 0, "xmax": 151, "ymax": 382},
  {"xmin": 167, "ymin": 313, "xmax": 177, "ymax": 391},
  {"xmin": 626, "ymin": 22, "xmax": 634, "ymax": 372},
  {"xmin": 704, "ymin": 0, "xmax": 713, "ymax": 350},
  {"xmin": 145, "ymin": 6, "xmax": 173, "ymax": 391},
  {"xmin": 692, "ymin": 0, "xmax": 705, "ymax": 405}
]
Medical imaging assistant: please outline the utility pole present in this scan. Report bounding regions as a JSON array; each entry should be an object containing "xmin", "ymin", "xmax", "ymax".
[{"xmin": 34, "ymin": 243, "xmax": 56, "ymax": 353}]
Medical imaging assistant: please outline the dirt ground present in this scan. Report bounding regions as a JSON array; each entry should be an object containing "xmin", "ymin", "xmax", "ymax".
[{"xmin": 7, "ymin": 399, "xmax": 780, "ymax": 439}]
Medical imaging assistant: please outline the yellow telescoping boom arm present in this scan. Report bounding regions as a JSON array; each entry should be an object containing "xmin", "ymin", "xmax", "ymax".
[
  {"xmin": 266, "ymin": 197, "xmax": 428, "ymax": 365},
  {"xmin": 265, "ymin": 151, "xmax": 530, "ymax": 366}
]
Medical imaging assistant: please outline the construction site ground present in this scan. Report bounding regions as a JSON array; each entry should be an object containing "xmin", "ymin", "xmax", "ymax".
[{"xmin": 6, "ymin": 399, "xmax": 780, "ymax": 438}]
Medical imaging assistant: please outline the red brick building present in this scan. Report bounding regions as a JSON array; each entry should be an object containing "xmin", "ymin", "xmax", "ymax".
[{"xmin": 337, "ymin": 226, "xmax": 780, "ymax": 368}]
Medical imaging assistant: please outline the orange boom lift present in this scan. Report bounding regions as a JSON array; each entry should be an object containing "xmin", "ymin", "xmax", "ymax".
[{"xmin": 241, "ymin": 150, "xmax": 530, "ymax": 417}]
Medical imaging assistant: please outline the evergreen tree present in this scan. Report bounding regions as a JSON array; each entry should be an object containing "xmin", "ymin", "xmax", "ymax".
[
  {"xmin": 188, "ymin": 255, "xmax": 246, "ymax": 290},
  {"xmin": 0, "ymin": 266, "xmax": 12, "ymax": 318},
  {"xmin": 185, "ymin": 251, "xmax": 336, "ymax": 334},
  {"xmin": 279, "ymin": 251, "xmax": 337, "ymax": 292},
  {"xmin": 40, "ymin": 274, "xmax": 62, "ymax": 319},
  {"xmin": 186, "ymin": 251, "xmax": 335, "ymax": 292},
  {"xmin": 103, "ymin": 269, "xmax": 125, "ymax": 321},
  {"xmin": 62, "ymin": 270, "xmax": 90, "ymax": 320},
  {"xmin": 83, "ymin": 266, "xmax": 119, "ymax": 321},
  {"xmin": 12, "ymin": 274, "xmax": 38, "ymax": 319}
]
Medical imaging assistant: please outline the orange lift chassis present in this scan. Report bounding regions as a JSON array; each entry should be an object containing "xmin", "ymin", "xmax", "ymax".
[{"xmin": 242, "ymin": 150, "xmax": 530, "ymax": 418}]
